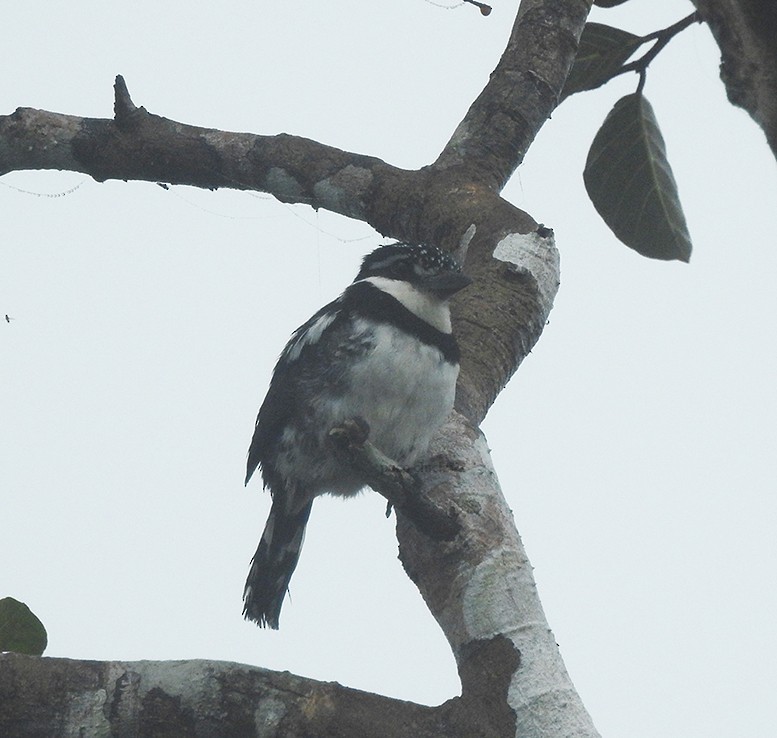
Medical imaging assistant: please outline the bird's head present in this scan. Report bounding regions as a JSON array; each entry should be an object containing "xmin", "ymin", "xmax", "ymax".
[{"xmin": 356, "ymin": 243, "xmax": 471, "ymax": 300}]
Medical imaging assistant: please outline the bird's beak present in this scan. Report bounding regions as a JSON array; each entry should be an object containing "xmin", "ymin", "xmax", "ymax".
[{"xmin": 421, "ymin": 272, "xmax": 472, "ymax": 299}]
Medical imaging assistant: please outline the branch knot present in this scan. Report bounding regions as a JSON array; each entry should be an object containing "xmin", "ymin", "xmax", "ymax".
[{"xmin": 113, "ymin": 75, "xmax": 145, "ymax": 131}]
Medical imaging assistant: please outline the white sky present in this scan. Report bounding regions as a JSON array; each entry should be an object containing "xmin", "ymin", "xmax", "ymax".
[{"xmin": 2, "ymin": 1, "xmax": 776, "ymax": 736}]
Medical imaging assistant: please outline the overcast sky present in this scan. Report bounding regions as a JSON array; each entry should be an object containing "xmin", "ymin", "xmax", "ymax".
[{"xmin": 2, "ymin": 1, "xmax": 776, "ymax": 736}]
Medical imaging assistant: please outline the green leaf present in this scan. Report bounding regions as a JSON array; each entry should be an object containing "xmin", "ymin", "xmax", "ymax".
[
  {"xmin": 0, "ymin": 597, "xmax": 48, "ymax": 655},
  {"xmin": 561, "ymin": 23, "xmax": 642, "ymax": 100},
  {"xmin": 584, "ymin": 92, "xmax": 692, "ymax": 262}
]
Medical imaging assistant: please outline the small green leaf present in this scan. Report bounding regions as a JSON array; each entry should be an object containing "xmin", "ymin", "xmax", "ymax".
[
  {"xmin": 562, "ymin": 23, "xmax": 642, "ymax": 100},
  {"xmin": 584, "ymin": 92, "xmax": 692, "ymax": 262},
  {"xmin": 0, "ymin": 597, "xmax": 48, "ymax": 655}
]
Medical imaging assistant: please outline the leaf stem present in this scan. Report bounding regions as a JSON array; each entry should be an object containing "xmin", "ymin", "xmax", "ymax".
[
  {"xmin": 640, "ymin": 12, "xmax": 700, "ymax": 45},
  {"xmin": 463, "ymin": 0, "xmax": 492, "ymax": 14},
  {"xmin": 619, "ymin": 12, "xmax": 700, "ymax": 85},
  {"xmin": 636, "ymin": 69, "xmax": 647, "ymax": 96}
]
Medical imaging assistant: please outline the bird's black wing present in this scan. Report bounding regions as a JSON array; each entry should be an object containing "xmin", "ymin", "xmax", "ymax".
[{"xmin": 245, "ymin": 294, "xmax": 353, "ymax": 486}]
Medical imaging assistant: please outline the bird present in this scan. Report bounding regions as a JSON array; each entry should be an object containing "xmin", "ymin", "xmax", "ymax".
[{"xmin": 243, "ymin": 242, "xmax": 471, "ymax": 628}]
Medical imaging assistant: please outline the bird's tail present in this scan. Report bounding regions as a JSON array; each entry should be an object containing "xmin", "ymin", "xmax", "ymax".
[{"xmin": 243, "ymin": 495, "xmax": 313, "ymax": 629}]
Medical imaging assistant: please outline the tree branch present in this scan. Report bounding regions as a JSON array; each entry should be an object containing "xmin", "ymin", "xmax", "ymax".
[
  {"xmin": 432, "ymin": 0, "xmax": 591, "ymax": 190},
  {"xmin": 463, "ymin": 0, "xmax": 493, "ymax": 15},
  {"xmin": 613, "ymin": 12, "xmax": 701, "ymax": 94},
  {"xmin": 328, "ymin": 418, "xmax": 461, "ymax": 541},
  {"xmin": 388, "ymin": 413, "xmax": 601, "ymax": 737},
  {"xmin": 0, "ymin": 89, "xmax": 386, "ymax": 218},
  {"xmin": 0, "ymin": 77, "xmax": 556, "ymax": 424},
  {"xmin": 0, "ymin": 1, "xmax": 602, "ymax": 735},
  {"xmin": 0, "ymin": 653, "xmax": 444, "ymax": 738},
  {"xmin": 113, "ymin": 74, "xmax": 139, "ymax": 124},
  {"xmin": 691, "ymin": 0, "xmax": 777, "ymax": 159},
  {"xmin": 0, "ymin": 415, "xmax": 601, "ymax": 738}
]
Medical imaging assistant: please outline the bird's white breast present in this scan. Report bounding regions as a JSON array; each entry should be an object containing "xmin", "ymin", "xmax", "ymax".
[
  {"xmin": 272, "ymin": 281, "xmax": 460, "ymax": 499},
  {"xmin": 338, "ymin": 320, "xmax": 458, "ymax": 466}
]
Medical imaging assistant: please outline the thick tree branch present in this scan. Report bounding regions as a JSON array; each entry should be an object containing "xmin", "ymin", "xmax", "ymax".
[
  {"xmin": 433, "ymin": 0, "xmax": 591, "ymax": 190},
  {"xmin": 4, "ymin": 0, "xmax": 776, "ymax": 733},
  {"xmin": 0, "ymin": 653, "xmax": 442, "ymax": 738},
  {"xmin": 0, "ymin": 415, "xmax": 599, "ymax": 738},
  {"xmin": 0, "ymin": 87, "xmax": 386, "ymax": 219},
  {"xmin": 0, "ymin": 80, "xmax": 554, "ymax": 425},
  {"xmin": 328, "ymin": 418, "xmax": 460, "ymax": 541},
  {"xmin": 0, "ymin": 1, "xmax": 602, "ymax": 736},
  {"xmin": 395, "ymin": 413, "xmax": 599, "ymax": 737},
  {"xmin": 691, "ymin": 0, "xmax": 777, "ymax": 159}
]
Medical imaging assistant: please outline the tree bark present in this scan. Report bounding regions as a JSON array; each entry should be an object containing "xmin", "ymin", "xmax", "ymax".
[
  {"xmin": 691, "ymin": 0, "xmax": 777, "ymax": 159},
  {"xmin": 0, "ymin": 1, "xmax": 603, "ymax": 736},
  {"xmin": 0, "ymin": 418, "xmax": 598, "ymax": 738}
]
